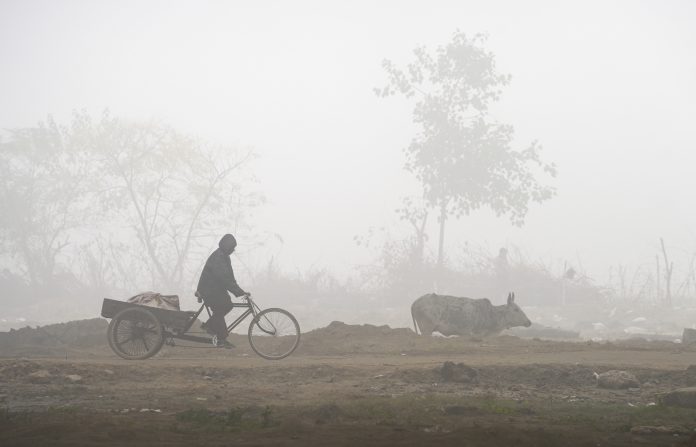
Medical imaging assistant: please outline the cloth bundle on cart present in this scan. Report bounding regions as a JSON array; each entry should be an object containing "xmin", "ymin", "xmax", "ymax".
[{"xmin": 126, "ymin": 291, "xmax": 180, "ymax": 311}]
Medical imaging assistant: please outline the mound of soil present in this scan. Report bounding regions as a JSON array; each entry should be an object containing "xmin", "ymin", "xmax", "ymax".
[
  {"xmin": 297, "ymin": 321, "xmax": 565, "ymax": 356},
  {"xmin": 0, "ymin": 318, "xmax": 108, "ymax": 356},
  {"xmin": 299, "ymin": 321, "xmax": 420, "ymax": 355}
]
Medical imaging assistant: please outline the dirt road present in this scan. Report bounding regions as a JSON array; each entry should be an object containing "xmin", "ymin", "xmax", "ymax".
[{"xmin": 2, "ymin": 322, "xmax": 696, "ymax": 446}]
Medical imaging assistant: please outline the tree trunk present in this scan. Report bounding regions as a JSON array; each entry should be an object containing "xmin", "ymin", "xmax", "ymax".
[
  {"xmin": 656, "ymin": 255, "xmax": 660, "ymax": 303},
  {"xmin": 437, "ymin": 201, "xmax": 447, "ymax": 270},
  {"xmin": 411, "ymin": 211, "xmax": 428, "ymax": 268},
  {"xmin": 660, "ymin": 237, "xmax": 673, "ymax": 307}
]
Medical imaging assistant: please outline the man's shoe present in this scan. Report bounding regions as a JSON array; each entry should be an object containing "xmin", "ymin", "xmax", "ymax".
[{"xmin": 211, "ymin": 335, "xmax": 235, "ymax": 349}]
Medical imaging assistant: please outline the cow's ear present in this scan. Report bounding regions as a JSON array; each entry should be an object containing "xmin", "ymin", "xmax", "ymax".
[
  {"xmin": 511, "ymin": 292, "xmax": 515, "ymax": 303},
  {"xmin": 507, "ymin": 292, "xmax": 512, "ymax": 305}
]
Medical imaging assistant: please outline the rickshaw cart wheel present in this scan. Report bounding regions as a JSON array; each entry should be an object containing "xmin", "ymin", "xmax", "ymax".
[{"xmin": 108, "ymin": 307, "xmax": 165, "ymax": 360}]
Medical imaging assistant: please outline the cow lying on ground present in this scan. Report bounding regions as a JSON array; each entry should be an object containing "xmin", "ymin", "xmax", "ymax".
[{"xmin": 411, "ymin": 292, "xmax": 532, "ymax": 337}]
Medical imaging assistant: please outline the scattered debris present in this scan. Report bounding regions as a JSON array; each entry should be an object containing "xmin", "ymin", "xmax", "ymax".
[
  {"xmin": 564, "ymin": 396, "xmax": 587, "ymax": 403},
  {"xmin": 630, "ymin": 425, "xmax": 690, "ymax": 435},
  {"xmin": 659, "ymin": 387, "xmax": 696, "ymax": 409},
  {"xmin": 505, "ymin": 323, "xmax": 579, "ymax": 340},
  {"xmin": 439, "ymin": 361, "xmax": 478, "ymax": 384},
  {"xmin": 682, "ymin": 328, "xmax": 696, "ymax": 345},
  {"xmin": 685, "ymin": 365, "xmax": 696, "ymax": 386},
  {"xmin": 65, "ymin": 374, "xmax": 82, "ymax": 383},
  {"xmin": 27, "ymin": 369, "xmax": 52, "ymax": 383},
  {"xmin": 593, "ymin": 370, "xmax": 640, "ymax": 389}
]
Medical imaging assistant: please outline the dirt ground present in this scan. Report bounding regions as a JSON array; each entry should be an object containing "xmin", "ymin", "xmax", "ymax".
[{"xmin": 2, "ymin": 320, "xmax": 696, "ymax": 446}]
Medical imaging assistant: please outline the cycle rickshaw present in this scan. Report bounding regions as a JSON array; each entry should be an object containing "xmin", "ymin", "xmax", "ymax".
[{"xmin": 101, "ymin": 292, "xmax": 300, "ymax": 360}]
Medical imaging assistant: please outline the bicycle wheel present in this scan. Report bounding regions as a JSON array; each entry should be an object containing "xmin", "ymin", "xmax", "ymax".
[
  {"xmin": 107, "ymin": 307, "xmax": 164, "ymax": 360},
  {"xmin": 248, "ymin": 308, "xmax": 300, "ymax": 360}
]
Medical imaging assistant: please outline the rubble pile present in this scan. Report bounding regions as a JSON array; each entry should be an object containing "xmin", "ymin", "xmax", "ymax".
[{"xmin": 0, "ymin": 318, "xmax": 108, "ymax": 355}]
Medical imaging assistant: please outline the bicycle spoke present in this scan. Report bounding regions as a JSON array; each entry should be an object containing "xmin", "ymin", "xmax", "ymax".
[
  {"xmin": 142, "ymin": 335, "xmax": 150, "ymax": 352},
  {"xmin": 116, "ymin": 336, "xmax": 135, "ymax": 346}
]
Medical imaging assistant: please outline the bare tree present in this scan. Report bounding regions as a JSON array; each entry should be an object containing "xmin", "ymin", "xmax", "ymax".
[
  {"xmin": 396, "ymin": 196, "xmax": 429, "ymax": 268},
  {"xmin": 72, "ymin": 111, "xmax": 260, "ymax": 292},
  {"xmin": 0, "ymin": 117, "xmax": 92, "ymax": 289},
  {"xmin": 659, "ymin": 237, "xmax": 673, "ymax": 307}
]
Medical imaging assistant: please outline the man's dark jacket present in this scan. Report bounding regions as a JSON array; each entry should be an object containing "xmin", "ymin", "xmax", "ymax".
[{"xmin": 197, "ymin": 239, "xmax": 246, "ymax": 305}]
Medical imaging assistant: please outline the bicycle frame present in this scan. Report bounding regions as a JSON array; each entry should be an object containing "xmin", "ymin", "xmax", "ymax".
[{"xmin": 165, "ymin": 296, "xmax": 262, "ymax": 344}]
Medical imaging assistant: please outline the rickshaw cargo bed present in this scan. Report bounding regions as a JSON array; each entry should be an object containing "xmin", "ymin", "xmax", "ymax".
[{"xmin": 101, "ymin": 298, "xmax": 197, "ymax": 332}]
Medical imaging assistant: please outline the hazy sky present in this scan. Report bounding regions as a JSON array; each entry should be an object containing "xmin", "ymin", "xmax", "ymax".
[{"xmin": 2, "ymin": 0, "xmax": 696, "ymax": 284}]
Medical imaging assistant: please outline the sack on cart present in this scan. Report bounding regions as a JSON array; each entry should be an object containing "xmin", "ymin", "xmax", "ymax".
[{"xmin": 127, "ymin": 291, "xmax": 180, "ymax": 311}]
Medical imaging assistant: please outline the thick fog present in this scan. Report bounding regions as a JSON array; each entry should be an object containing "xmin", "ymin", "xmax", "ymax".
[{"xmin": 2, "ymin": 0, "xmax": 696, "ymax": 336}]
